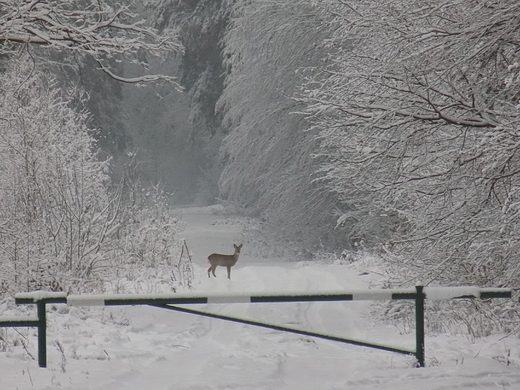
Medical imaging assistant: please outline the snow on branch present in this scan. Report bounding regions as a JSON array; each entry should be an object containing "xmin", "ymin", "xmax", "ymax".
[
  {"xmin": 0, "ymin": 0, "xmax": 183, "ymax": 84},
  {"xmin": 96, "ymin": 60, "xmax": 178, "ymax": 84}
]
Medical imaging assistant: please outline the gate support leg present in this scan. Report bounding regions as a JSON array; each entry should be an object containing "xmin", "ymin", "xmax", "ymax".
[
  {"xmin": 37, "ymin": 301, "xmax": 47, "ymax": 368},
  {"xmin": 415, "ymin": 285, "xmax": 425, "ymax": 367}
]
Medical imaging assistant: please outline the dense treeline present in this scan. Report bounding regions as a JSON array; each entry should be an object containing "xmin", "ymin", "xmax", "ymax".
[
  {"xmin": 1, "ymin": 0, "xmax": 519, "ymax": 295},
  {"xmin": 215, "ymin": 1, "xmax": 347, "ymax": 251}
]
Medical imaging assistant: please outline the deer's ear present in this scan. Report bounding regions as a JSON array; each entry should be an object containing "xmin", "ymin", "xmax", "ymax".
[{"xmin": 238, "ymin": 244, "xmax": 243, "ymax": 249}]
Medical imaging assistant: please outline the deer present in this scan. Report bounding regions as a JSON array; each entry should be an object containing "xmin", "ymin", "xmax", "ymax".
[{"xmin": 207, "ymin": 243, "xmax": 243, "ymax": 279}]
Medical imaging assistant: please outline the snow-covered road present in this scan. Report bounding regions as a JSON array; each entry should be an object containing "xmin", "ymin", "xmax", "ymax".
[{"xmin": 1, "ymin": 206, "xmax": 520, "ymax": 389}]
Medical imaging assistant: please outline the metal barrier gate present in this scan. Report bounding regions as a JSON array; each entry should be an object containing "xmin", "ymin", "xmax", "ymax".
[{"xmin": 6, "ymin": 285, "xmax": 512, "ymax": 368}]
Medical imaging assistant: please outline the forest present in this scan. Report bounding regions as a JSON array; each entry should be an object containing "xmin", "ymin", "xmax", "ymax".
[{"xmin": 0, "ymin": 0, "xmax": 519, "ymax": 305}]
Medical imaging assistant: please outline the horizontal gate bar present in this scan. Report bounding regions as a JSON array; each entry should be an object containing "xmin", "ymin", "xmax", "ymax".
[
  {"xmin": 0, "ymin": 316, "xmax": 39, "ymax": 327},
  {"xmin": 150, "ymin": 303, "xmax": 415, "ymax": 357},
  {"xmin": 15, "ymin": 287, "xmax": 511, "ymax": 306},
  {"xmin": 64, "ymin": 291, "xmax": 412, "ymax": 306}
]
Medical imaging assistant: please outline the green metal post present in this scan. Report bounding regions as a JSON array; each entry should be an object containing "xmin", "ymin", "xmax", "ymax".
[
  {"xmin": 415, "ymin": 285, "xmax": 425, "ymax": 367},
  {"xmin": 37, "ymin": 301, "xmax": 47, "ymax": 368}
]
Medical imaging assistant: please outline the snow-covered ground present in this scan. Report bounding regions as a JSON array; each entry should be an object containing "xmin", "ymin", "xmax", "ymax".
[{"xmin": 1, "ymin": 206, "xmax": 520, "ymax": 389}]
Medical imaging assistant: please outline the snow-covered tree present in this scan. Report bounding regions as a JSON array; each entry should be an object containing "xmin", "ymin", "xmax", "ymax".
[
  {"xmin": 216, "ymin": 0, "xmax": 347, "ymax": 249},
  {"xmin": 304, "ymin": 0, "xmax": 520, "ymax": 285}
]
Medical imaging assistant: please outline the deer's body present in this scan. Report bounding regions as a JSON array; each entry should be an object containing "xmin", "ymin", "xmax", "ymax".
[{"xmin": 208, "ymin": 244, "xmax": 242, "ymax": 279}]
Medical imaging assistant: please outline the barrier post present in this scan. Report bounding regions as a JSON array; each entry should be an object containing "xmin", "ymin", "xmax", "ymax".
[
  {"xmin": 37, "ymin": 301, "xmax": 47, "ymax": 368},
  {"xmin": 415, "ymin": 284, "xmax": 425, "ymax": 367}
]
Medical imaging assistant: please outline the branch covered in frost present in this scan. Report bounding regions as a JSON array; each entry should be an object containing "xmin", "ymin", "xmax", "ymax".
[
  {"xmin": 0, "ymin": 0, "xmax": 183, "ymax": 84},
  {"xmin": 301, "ymin": 0, "xmax": 520, "ymax": 286}
]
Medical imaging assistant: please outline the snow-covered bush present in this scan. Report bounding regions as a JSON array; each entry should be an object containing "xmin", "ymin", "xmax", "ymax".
[
  {"xmin": 0, "ymin": 59, "xmax": 116, "ymax": 293},
  {"xmin": 0, "ymin": 58, "xmax": 191, "ymax": 296},
  {"xmin": 107, "ymin": 176, "xmax": 192, "ymax": 293}
]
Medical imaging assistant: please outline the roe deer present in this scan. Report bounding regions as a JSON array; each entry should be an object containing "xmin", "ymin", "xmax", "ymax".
[{"xmin": 208, "ymin": 243, "xmax": 243, "ymax": 279}]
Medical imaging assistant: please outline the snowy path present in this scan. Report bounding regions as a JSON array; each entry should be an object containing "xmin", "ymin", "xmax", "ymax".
[{"xmin": 1, "ymin": 206, "xmax": 520, "ymax": 389}]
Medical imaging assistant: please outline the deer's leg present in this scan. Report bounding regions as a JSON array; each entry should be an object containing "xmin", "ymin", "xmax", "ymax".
[
  {"xmin": 227, "ymin": 266, "xmax": 231, "ymax": 279},
  {"xmin": 208, "ymin": 266, "xmax": 213, "ymax": 278}
]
